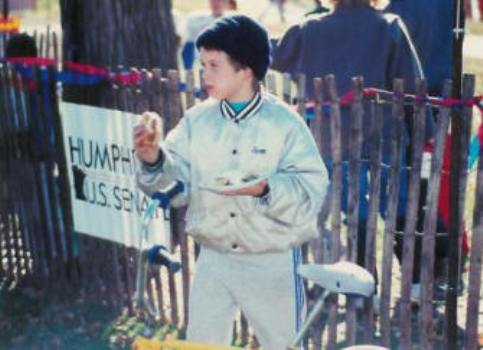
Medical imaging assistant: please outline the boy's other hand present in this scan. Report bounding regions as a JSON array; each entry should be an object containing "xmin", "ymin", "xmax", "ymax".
[
  {"xmin": 220, "ymin": 180, "xmax": 268, "ymax": 197},
  {"xmin": 133, "ymin": 111, "xmax": 163, "ymax": 164}
]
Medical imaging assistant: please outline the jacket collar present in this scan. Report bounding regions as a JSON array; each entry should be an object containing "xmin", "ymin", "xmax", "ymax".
[{"xmin": 220, "ymin": 91, "xmax": 263, "ymax": 124}]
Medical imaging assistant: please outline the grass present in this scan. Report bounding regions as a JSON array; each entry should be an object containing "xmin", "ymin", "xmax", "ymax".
[{"xmin": 0, "ymin": 283, "xmax": 181, "ymax": 350}]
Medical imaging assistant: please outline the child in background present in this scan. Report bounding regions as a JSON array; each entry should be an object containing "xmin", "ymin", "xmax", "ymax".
[{"xmin": 181, "ymin": 0, "xmax": 236, "ymax": 70}]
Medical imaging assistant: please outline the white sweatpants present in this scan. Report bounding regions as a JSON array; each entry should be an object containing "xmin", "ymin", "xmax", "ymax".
[{"xmin": 187, "ymin": 246, "xmax": 305, "ymax": 350}]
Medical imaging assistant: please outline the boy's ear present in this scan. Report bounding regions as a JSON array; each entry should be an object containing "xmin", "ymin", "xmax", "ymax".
[{"xmin": 241, "ymin": 66, "xmax": 255, "ymax": 80}]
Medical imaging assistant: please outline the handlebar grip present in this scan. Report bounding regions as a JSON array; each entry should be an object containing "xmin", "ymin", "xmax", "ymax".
[
  {"xmin": 147, "ymin": 245, "xmax": 182, "ymax": 273},
  {"xmin": 151, "ymin": 180, "xmax": 184, "ymax": 209}
]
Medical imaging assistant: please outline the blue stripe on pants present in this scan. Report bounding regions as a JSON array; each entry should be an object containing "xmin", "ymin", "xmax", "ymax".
[{"xmin": 293, "ymin": 247, "xmax": 305, "ymax": 348}]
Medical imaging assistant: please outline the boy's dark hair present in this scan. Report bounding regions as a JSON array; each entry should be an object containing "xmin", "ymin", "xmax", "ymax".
[
  {"xmin": 6, "ymin": 33, "xmax": 38, "ymax": 58},
  {"xmin": 196, "ymin": 15, "xmax": 271, "ymax": 81}
]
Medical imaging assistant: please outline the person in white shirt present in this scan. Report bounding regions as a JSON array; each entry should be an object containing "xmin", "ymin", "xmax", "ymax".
[{"xmin": 181, "ymin": 0, "xmax": 236, "ymax": 70}]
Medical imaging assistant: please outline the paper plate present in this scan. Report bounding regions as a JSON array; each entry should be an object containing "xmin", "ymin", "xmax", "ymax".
[{"xmin": 199, "ymin": 171, "xmax": 267, "ymax": 192}]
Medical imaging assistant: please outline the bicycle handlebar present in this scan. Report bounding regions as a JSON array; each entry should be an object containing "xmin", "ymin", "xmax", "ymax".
[{"xmin": 151, "ymin": 180, "xmax": 184, "ymax": 210}]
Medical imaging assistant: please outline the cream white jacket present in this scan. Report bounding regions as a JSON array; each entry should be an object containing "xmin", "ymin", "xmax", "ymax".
[{"xmin": 136, "ymin": 93, "xmax": 328, "ymax": 253}]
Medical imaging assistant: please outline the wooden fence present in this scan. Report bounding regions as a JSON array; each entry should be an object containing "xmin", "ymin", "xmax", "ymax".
[{"xmin": 0, "ymin": 35, "xmax": 482, "ymax": 350}]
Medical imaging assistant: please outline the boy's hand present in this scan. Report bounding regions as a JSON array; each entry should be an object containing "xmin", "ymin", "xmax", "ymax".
[
  {"xmin": 133, "ymin": 112, "xmax": 163, "ymax": 164},
  {"xmin": 220, "ymin": 180, "xmax": 268, "ymax": 197}
]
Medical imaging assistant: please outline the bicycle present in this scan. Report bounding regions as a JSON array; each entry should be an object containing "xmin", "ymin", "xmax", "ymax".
[{"xmin": 132, "ymin": 182, "xmax": 384, "ymax": 350}]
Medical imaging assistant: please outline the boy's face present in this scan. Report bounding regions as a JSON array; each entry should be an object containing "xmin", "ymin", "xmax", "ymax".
[
  {"xmin": 209, "ymin": 0, "xmax": 230, "ymax": 17},
  {"xmin": 200, "ymin": 48, "xmax": 252, "ymax": 101}
]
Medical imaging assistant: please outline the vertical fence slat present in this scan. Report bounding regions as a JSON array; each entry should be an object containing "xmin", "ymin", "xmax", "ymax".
[
  {"xmin": 283, "ymin": 73, "xmax": 291, "ymax": 105},
  {"xmin": 465, "ymin": 109, "xmax": 483, "ymax": 350},
  {"xmin": 6, "ymin": 65, "xmax": 28, "ymax": 280},
  {"xmin": 20, "ymin": 100, "xmax": 42, "ymax": 280},
  {"xmin": 297, "ymin": 73, "xmax": 306, "ymax": 119},
  {"xmin": 150, "ymin": 69, "xmax": 169, "ymax": 322},
  {"xmin": 309, "ymin": 76, "xmax": 325, "ymax": 349},
  {"xmin": 380, "ymin": 79, "xmax": 405, "ymax": 347},
  {"xmin": 0, "ymin": 65, "xmax": 11, "ymax": 280},
  {"xmin": 345, "ymin": 76, "xmax": 364, "ymax": 346},
  {"xmin": 38, "ymin": 33, "xmax": 44, "ymax": 59},
  {"xmin": 45, "ymin": 26, "xmax": 51, "ymax": 59},
  {"xmin": 22, "ymin": 65, "xmax": 50, "ymax": 281},
  {"xmin": 419, "ymin": 80, "xmax": 452, "ymax": 349},
  {"xmin": 118, "ymin": 85, "xmax": 135, "ymax": 315},
  {"xmin": 399, "ymin": 79, "xmax": 427, "ymax": 350},
  {"xmin": 12, "ymin": 70, "xmax": 36, "ymax": 278},
  {"xmin": 52, "ymin": 31, "xmax": 59, "ymax": 62},
  {"xmin": 166, "ymin": 69, "xmax": 182, "ymax": 327},
  {"xmin": 184, "ymin": 70, "xmax": 196, "ymax": 109},
  {"xmin": 296, "ymin": 72, "xmax": 311, "ymax": 349},
  {"xmin": 445, "ymin": 74, "xmax": 475, "ymax": 349},
  {"xmin": 37, "ymin": 65, "xmax": 68, "ymax": 291},
  {"xmin": 50, "ymin": 66, "xmax": 81, "ymax": 288},
  {"xmin": 265, "ymin": 73, "xmax": 277, "ymax": 95},
  {"xmin": 326, "ymin": 74, "xmax": 342, "ymax": 350},
  {"xmin": 311, "ymin": 77, "xmax": 327, "ymax": 264},
  {"xmin": 0, "ymin": 64, "xmax": 7, "ymax": 278},
  {"xmin": 170, "ymin": 68, "xmax": 191, "ymax": 330},
  {"xmin": 362, "ymin": 98, "xmax": 383, "ymax": 343},
  {"xmin": 1, "ymin": 65, "xmax": 19, "ymax": 281}
]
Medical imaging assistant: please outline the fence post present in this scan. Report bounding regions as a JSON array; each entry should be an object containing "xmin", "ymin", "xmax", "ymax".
[
  {"xmin": 168, "ymin": 68, "xmax": 191, "ymax": 330},
  {"xmin": 0, "ymin": 64, "xmax": 20, "ymax": 282},
  {"xmin": 399, "ymin": 78, "xmax": 427, "ymax": 350},
  {"xmin": 362, "ymin": 98, "xmax": 383, "ymax": 343},
  {"xmin": 283, "ymin": 73, "xmax": 291, "ymax": 104},
  {"xmin": 345, "ymin": 76, "xmax": 364, "ymax": 346},
  {"xmin": 419, "ymin": 80, "xmax": 452, "ymax": 348},
  {"xmin": 265, "ymin": 73, "xmax": 277, "ymax": 95},
  {"xmin": 166, "ymin": 69, "xmax": 182, "ymax": 327},
  {"xmin": 184, "ymin": 70, "xmax": 196, "ymax": 109},
  {"xmin": 145, "ymin": 68, "xmax": 168, "ymax": 323},
  {"xmin": 325, "ymin": 74, "xmax": 342, "ymax": 350},
  {"xmin": 446, "ymin": 74, "xmax": 474, "ymax": 349},
  {"xmin": 379, "ymin": 79, "xmax": 405, "ymax": 347},
  {"xmin": 308, "ymin": 76, "xmax": 326, "ymax": 349},
  {"xmin": 465, "ymin": 93, "xmax": 483, "ymax": 349},
  {"xmin": 118, "ymin": 84, "xmax": 136, "ymax": 316}
]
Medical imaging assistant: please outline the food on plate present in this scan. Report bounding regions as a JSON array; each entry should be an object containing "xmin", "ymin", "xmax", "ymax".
[{"xmin": 213, "ymin": 171, "xmax": 260, "ymax": 187}]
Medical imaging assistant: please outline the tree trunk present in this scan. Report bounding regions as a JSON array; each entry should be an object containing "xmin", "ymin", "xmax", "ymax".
[{"xmin": 60, "ymin": 0, "xmax": 177, "ymax": 106}]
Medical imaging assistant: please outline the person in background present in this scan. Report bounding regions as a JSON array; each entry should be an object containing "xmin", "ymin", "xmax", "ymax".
[
  {"xmin": 305, "ymin": 0, "xmax": 330, "ymax": 17},
  {"xmin": 181, "ymin": 0, "xmax": 236, "ymax": 71},
  {"xmin": 271, "ymin": 0, "xmax": 434, "ymax": 280},
  {"xmin": 385, "ymin": 0, "xmax": 469, "ymax": 302},
  {"xmin": 258, "ymin": 0, "xmax": 287, "ymax": 23},
  {"xmin": 228, "ymin": 0, "xmax": 238, "ymax": 10}
]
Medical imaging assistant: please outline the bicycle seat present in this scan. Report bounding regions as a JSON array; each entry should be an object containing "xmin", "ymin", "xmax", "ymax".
[{"xmin": 298, "ymin": 261, "xmax": 375, "ymax": 297}]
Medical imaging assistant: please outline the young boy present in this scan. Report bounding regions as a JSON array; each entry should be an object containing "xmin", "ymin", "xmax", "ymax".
[{"xmin": 134, "ymin": 15, "xmax": 328, "ymax": 350}]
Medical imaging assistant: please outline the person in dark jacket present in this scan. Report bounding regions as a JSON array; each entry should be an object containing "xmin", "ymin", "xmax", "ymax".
[
  {"xmin": 271, "ymin": 0, "xmax": 434, "ymax": 270},
  {"xmin": 385, "ymin": 0, "xmax": 468, "ymax": 301}
]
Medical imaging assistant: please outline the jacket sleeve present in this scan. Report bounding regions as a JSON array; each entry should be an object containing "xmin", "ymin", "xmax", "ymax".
[
  {"xmin": 387, "ymin": 15, "xmax": 435, "ymax": 141},
  {"xmin": 386, "ymin": 15, "xmax": 423, "ymax": 92},
  {"xmin": 271, "ymin": 23, "xmax": 304, "ymax": 76},
  {"xmin": 256, "ymin": 119, "xmax": 329, "ymax": 228},
  {"xmin": 136, "ymin": 116, "xmax": 191, "ymax": 207}
]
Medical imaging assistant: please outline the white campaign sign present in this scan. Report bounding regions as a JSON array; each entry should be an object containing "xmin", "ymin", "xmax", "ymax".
[{"xmin": 60, "ymin": 102, "xmax": 168, "ymax": 248}]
